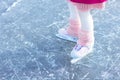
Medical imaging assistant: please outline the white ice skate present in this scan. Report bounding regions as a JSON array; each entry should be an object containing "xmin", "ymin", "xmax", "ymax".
[
  {"xmin": 56, "ymin": 28, "xmax": 78, "ymax": 42},
  {"xmin": 70, "ymin": 44, "xmax": 93, "ymax": 64}
]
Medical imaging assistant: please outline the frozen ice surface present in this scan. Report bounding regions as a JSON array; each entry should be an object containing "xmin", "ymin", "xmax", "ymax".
[{"xmin": 0, "ymin": 0, "xmax": 120, "ymax": 80}]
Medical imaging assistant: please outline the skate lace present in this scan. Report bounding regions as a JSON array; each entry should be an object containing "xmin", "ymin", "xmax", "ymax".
[{"xmin": 74, "ymin": 44, "xmax": 90, "ymax": 51}]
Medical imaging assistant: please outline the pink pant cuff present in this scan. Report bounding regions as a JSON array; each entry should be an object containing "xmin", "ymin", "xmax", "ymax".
[
  {"xmin": 77, "ymin": 29, "xmax": 94, "ymax": 46},
  {"xmin": 67, "ymin": 19, "xmax": 81, "ymax": 37}
]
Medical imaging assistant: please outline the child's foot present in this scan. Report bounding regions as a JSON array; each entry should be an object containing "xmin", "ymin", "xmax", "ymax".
[
  {"xmin": 56, "ymin": 28, "xmax": 78, "ymax": 42},
  {"xmin": 70, "ymin": 44, "xmax": 93, "ymax": 64}
]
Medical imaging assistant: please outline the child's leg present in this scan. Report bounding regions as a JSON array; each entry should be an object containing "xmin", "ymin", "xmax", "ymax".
[
  {"xmin": 56, "ymin": 2, "xmax": 81, "ymax": 42},
  {"xmin": 71, "ymin": 10, "xmax": 94, "ymax": 61},
  {"xmin": 77, "ymin": 10, "xmax": 94, "ymax": 47},
  {"xmin": 68, "ymin": 2, "xmax": 79, "ymax": 20},
  {"xmin": 78, "ymin": 10, "xmax": 94, "ymax": 31},
  {"xmin": 67, "ymin": 2, "xmax": 81, "ymax": 37}
]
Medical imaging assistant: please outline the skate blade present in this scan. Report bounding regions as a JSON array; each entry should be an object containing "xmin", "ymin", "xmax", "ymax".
[
  {"xmin": 71, "ymin": 50, "xmax": 93, "ymax": 64},
  {"xmin": 71, "ymin": 58, "xmax": 81, "ymax": 64},
  {"xmin": 56, "ymin": 34, "xmax": 77, "ymax": 42}
]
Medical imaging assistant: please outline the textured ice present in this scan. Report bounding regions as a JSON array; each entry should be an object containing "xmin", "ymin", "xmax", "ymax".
[{"xmin": 0, "ymin": 0, "xmax": 120, "ymax": 80}]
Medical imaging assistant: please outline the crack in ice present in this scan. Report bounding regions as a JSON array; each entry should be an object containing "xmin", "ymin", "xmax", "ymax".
[
  {"xmin": 6, "ymin": 0, "xmax": 22, "ymax": 12},
  {"xmin": 1, "ymin": 0, "xmax": 22, "ymax": 16}
]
